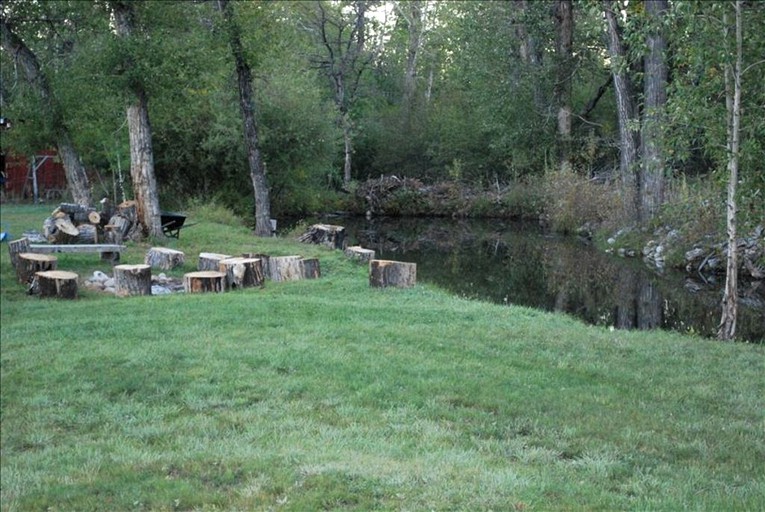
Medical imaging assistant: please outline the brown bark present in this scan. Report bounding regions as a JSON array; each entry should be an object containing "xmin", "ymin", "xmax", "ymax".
[
  {"xmin": 0, "ymin": 19, "xmax": 92, "ymax": 206},
  {"xmin": 111, "ymin": 2, "xmax": 163, "ymax": 238},
  {"xmin": 217, "ymin": 0, "xmax": 272, "ymax": 237},
  {"xmin": 641, "ymin": 0, "xmax": 669, "ymax": 221}
]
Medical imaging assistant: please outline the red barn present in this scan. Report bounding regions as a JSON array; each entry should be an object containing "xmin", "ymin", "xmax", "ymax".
[{"xmin": 2, "ymin": 149, "xmax": 67, "ymax": 201}]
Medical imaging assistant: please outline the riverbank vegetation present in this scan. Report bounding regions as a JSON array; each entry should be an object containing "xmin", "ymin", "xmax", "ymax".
[{"xmin": 2, "ymin": 204, "xmax": 764, "ymax": 510}]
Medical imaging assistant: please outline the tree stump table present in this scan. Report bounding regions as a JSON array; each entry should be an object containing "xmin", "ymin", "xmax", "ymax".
[
  {"xmin": 145, "ymin": 247, "xmax": 185, "ymax": 270},
  {"xmin": 114, "ymin": 264, "xmax": 152, "ymax": 296},
  {"xmin": 183, "ymin": 271, "xmax": 226, "ymax": 293},
  {"xmin": 369, "ymin": 259, "xmax": 417, "ymax": 288},
  {"xmin": 35, "ymin": 270, "xmax": 79, "ymax": 299},
  {"xmin": 218, "ymin": 257, "xmax": 264, "ymax": 289},
  {"xmin": 16, "ymin": 253, "xmax": 58, "ymax": 285},
  {"xmin": 198, "ymin": 252, "xmax": 233, "ymax": 271}
]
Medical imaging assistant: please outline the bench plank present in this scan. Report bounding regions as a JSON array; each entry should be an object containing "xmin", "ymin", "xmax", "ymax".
[{"xmin": 29, "ymin": 244, "xmax": 126, "ymax": 254}]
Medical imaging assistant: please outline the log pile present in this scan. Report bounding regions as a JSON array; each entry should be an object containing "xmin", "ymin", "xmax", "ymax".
[{"xmin": 40, "ymin": 201, "xmax": 144, "ymax": 245}]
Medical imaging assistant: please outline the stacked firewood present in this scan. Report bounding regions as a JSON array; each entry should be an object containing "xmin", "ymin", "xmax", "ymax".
[{"xmin": 41, "ymin": 200, "xmax": 142, "ymax": 244}]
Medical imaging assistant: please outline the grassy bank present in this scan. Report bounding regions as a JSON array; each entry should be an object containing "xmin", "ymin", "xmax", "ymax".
[{"xmin": 1, "ymin": 204, "xmax": 763, "ymax": 511}]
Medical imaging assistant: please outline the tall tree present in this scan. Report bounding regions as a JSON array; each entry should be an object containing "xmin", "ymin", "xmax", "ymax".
[
  {"xmin": 309, "ymin": 0, "xmax": 375, "ymax": 188},
  {"xmin": 719, "ymin": 0, "xmax": 743, "ymax": 341},
  {"xmin": 554, "ymin": 0, "xmax": 573, "ymax": 173},
  {"xmin": 0, "ymin": 17, "xmax": 92, "ymax": 206},
  {"xmin": 640, "ymin": 0, "xmax": 668, "ymax": 221},
  {"xmin": 603, "ymin": 0, "xmax": 639, "ymax": 220},
  {"xmin": 110, "ymin": 1, "xmax": 163, "ymax": 238},
  {"xmin": 216, "ymin": 0, "xmax": 272, "ymax": 237}
]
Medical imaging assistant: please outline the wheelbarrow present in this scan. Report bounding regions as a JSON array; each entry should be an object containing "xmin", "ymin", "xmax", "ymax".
[{"xmin": 161, "ymin": 211, "xmax": 195, "ymax": 239}]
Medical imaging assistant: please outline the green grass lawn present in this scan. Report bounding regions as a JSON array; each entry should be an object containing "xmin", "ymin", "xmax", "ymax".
[{"xmin": 1, "ymin": 203, "xmax": 763, "ymax": 511}]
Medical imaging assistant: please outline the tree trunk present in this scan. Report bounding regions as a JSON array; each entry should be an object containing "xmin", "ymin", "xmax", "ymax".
[
  {"xmin": 218, "ymin": 0, "xmax": 272, "ymax": 237},
  {"xmin": 0, "ymin": 19, "xmax": 92, "ymax": 206},
  {"xmin": 111, "ymin": 1, "xmax": 163, "ymax": 239},
  {"xmin": 640, "ymin": 0, "xmax": 669, "ymax": 222},
  {"xmin": 342, "ymin": 113, "xmax": 353, "ymax": 187},
  {"xmin": 555, "ymin": 0, "xmax": 574, "ymax": 173},
  {"xmin": 719, "ymin": 1, "xmax": 742, "ymax": 341},
  {"xmin": 603, "ymin": 1, "xmax": 640, "ymax": 221}
]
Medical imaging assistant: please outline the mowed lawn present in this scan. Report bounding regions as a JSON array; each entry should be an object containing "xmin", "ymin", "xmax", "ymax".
[{"xmin": 1, "ymin": 204, "xmax": 763, "ymax": 511}]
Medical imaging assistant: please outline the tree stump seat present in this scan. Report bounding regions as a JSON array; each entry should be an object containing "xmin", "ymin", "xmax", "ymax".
[
  {"xmin": 183, "ymin": 271, "xmax": 226, "ymax": 293},
  {"xmin": 16, "ymin": 253, "xmax": 57, "ymax": 285},
  {"xmin": 35, "ymin": 270, "xmax": 79, "ymax": 299},
  {"xmin": 114, "ymin": 264, "xmax": 152, "ymax": 296},
  {"xmin": 369, "ymin": 259, "xmax": 417, "ymax": 288}
]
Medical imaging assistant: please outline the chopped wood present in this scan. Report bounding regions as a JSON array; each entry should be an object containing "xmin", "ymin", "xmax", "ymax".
[
  {"xmin": 74, "ymin": 224, "xmax": 97, "ymax": 244},
  {"xmin": 198, "ymin": 252, "xmax": 233, "ymax": 271},
  {"xmin": 16, "ymin": 252, "xmax": 57, "ymax": 285},
  {"xmin": 297, "ymin": 223, "xmax": 347, "ymax": 250},
  {"xmin": 35, "ymin": 270, "xmax": 78, "ymax": 299},
  {"xmin": 344, "ymin": 246, "xmax": 375, "ymax": 262},
  {"xmin": 43, "ymin": 215, "xmax": 79, "ymax": 244},
  {"xmin": 369, "ymin": 259, "xmax": 417, "ymax": 288},
  {"xmin": 145, "ymin": 247, "xmax": 185, "ymax": 270},
  {"xmin": 183, "ymin": 271, "xmax": 226, "ymax": 293},
  {"xmin": 114, "ymin": 264, "xmax": 152, "ymax": 296},
  {"xmin": 218, "ymin": 257, "xmax": 264, "ymax": 289},
  {"xmin": 7, "ymin": 237, "xmax": 30, "ymax": 268}
]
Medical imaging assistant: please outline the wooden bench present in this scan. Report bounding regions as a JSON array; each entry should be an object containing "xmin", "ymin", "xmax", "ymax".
[{"xmin": 29, "ymin": 243, "xmax": 126, "ymax": 263}]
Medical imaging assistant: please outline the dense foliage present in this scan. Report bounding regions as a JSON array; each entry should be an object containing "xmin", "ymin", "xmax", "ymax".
[{"xmin": 1, "ymin": 1, "xmax": 763, "ymax": 231}]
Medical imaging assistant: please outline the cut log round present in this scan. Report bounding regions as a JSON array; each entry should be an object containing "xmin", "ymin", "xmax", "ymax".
[
  {"xmin": 268, "ymin": 255, "xmax": 303, "ymax": 282},
  {"xmin": 16, "ymin": 252, "xmax": 57, "ymax": 285},
  {"xmin": 344, "ymin": 246, "xmax": 375, "ymax": 262},
  {"xmin": 183, "ymin": 271, "xmax": 227, "ymax": 293},
  {"xmin": 114, "ymin": 264, "xmax": 152, "ymax": 296},
  {"xmin": 300, "ymin": 258, "xmax": 321, "ymax": 279},
  {"xmin": 35, "ymin": 270, "xmax": 78, "ymax": 299},
  {"xmin": 74, "ymin": 224, "xmax": 97, "ymax": 244},
  {"xmin": 145, "ymin": 247, "xmax": 185, "ymax": 270},
  {"xmin": 43, "ymin": 215, "xmax": 79, "ymax": 244},
  {"xmin": 218, "ymin": 257, "xmax": 264, "ymax": 289},
  {"xmin": 297, "ymin": 223, "xmax": 347, "ymax": 250},
  {"xmin": 8, "ymin": 237, "xmax": 31, "ymax": 268},
  {"xmin": 198, "ymin": 252, "xmax": 233, "ymax": 271},
  {"xmin": 369, "ymin": 259, "xmax": 417, "ymax": 288}
]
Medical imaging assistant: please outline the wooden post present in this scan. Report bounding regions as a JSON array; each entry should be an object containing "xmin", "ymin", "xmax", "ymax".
[
  {"xmin": 114, "ymin": 264, "xmax": 152, "ymax": 296},
  {"xmin": 344, "ymin": 246, "xmax": 375, "ymax": 262},
  {"xmin": 145, "ymin": 247, "xmax": 185, "ymax": 270},
  {"xmin": 8, "ymin": 237, "xmax": 30, "ymax": 268},
  {"xmin": 183, "ymin": 271, "xmax": 227, "ymax": 293},
  {"xmin": 35, "ymin": 270, "xmax": 78, "ymax": 299},
  {"xmin": 16, "ymin": 253, "xmax": 57, "ymax": 284},
  {"xmin": 218, "ymin": 257, "xmax": 264, "ymax": 289},
  {"xmin": 198, "ymin": 252, "xmax": 233, "ymax": 271},
  {"xmin": 369, "ymin": 259, "xmax": 417, "ymax": 288}
]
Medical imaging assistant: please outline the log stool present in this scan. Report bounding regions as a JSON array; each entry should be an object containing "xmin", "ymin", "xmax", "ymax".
[
  {"xmin": 369, "ymin": 259, "xmax": 417, "ymax": 288},
  {"xmin": 268, "ymin": 256, "xmax": 304, "ymax": 282},
  {"xmin": 145, "ymin": 247, "xmax": 185, "ymax": 270},
  {"xmin": 301, "ymin": 258, "xmax": 321, "ymax": 279},
  {"xmin": 35, "ymin": 270, "xmax": 79, "ymax": 299},
  {"xmin": 183, "ymin": 271, "xmax": 226, "ymax": 293},
  {"xmin": 198, "ymin": 252, "xmax": 233, "ymax": 271},
  {"xmin": 218, "ymin": 257, "xmax": 264, "ymax": 289},
  {"xmin": 16, "ymin": 253, "xmax": 57, "ymax": 285},
  {"xmin": 344, "ymin": 246, "xmax": 375, "ymax": 262},
  {"xmin": 114, "ymin": 264, "xmax": 152, "ymax": 297},
  {"xmin": 8, "ymin": 237, "xmax": 31, "ymax": 268}
]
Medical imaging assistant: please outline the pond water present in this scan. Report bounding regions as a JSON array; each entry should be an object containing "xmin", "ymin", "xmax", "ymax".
[{"xmin": 287, "ymin": 216, "xmax": 764, "ymax": 342}]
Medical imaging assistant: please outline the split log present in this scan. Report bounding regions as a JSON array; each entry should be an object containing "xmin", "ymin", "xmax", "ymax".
[
  {"xmin": 43, "ymin": 215, "xmax": 79, "ymax": 244},
  {"xmin": 297, "ymin": 223, "xmax": 347, "ymax": 250},
  {"xmin": 145, "ymin": 247, "xmax": 185, "ymax": 270},
  {"xmin": 16, "ymin": 253, "xmax": 57, "ymax": 285},
  {"xmin": 114, "ymin": 264, "xmax": 152, "ymax": 296},
  {"xmin": 35, "ymin": 270, "xmax": 78, "ymax": 299},
  {"xmin": 344, "ymin": 246, "xmax": 375, "ymax": 262},
  {"xmin": 74, "ymin": 224, "xmax": 97, "ymax": 244},
  {"xmin": 198, "ymin": 252, "xmax": 233, "ymax": 271},
  {"xmin": 218, "ymin": 257, "xmax": 264, "ymax": 289},
  {"xmin": 8, "ymin": 237, "xmax": 30, "ymax": 268},
  {"xmin": 301, "ymin": 258, "xmax": 321, "ymax": 279},
  {"xmin": 369, "ymin": 259, "xmax": 417, "ymax": 288},
  {"xmin": 183, "ymin": 271, "xmax": 226, "ymax": 293},
  {"xmin": 268, "ymin": 256, "xmax": 304, "ymax": 282}
]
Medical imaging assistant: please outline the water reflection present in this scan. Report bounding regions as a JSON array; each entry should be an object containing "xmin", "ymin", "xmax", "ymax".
[{"xmin": 296, "ymin": 216, "xmax": 764, "ymax": 342}]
